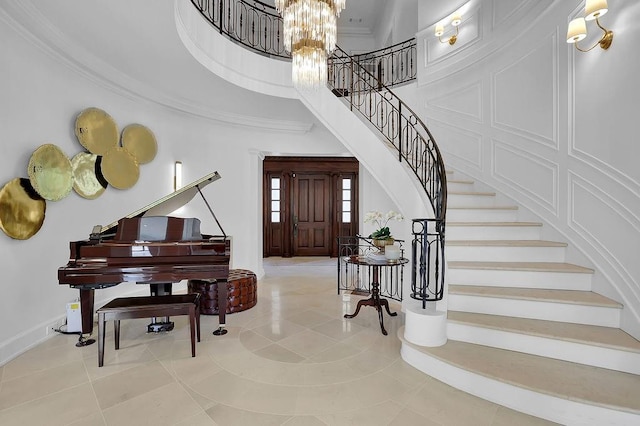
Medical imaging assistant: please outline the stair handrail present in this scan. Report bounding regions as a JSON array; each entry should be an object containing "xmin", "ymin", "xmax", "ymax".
[
  {"xmin": 351, "ymin": 39, "xmax": 417, "ymax": 89},
  {"xmin": 328, "ymin": 46, "xmax": 447, "ymax": 223}
]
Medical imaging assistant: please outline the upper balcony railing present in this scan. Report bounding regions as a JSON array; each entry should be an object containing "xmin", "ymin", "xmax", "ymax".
[
  {"xmin": 191, "ymin": 0, "xmax": 416, "ymax": 86},
  {"xmin": 191, "ymin": 0, "xmax": 288, "ymax": 59},
  {"xmin": 352, "ymin": 40, "xmax": 417, "ymax": 89}
]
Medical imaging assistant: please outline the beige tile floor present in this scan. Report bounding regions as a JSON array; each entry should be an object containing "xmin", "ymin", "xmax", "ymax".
[{"xmin": 0, "ymin": 257, "xmax": 556, "ymax": 425}]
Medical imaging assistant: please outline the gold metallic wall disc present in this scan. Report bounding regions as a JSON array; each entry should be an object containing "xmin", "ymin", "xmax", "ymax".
[
  {"xmin": 75, "ymin": 107, "xmax": 118, "ymax": 155},
  {"xmin": 27, "ymin": 144, "xmax": 73, "ymax": 201},
  {"xmin": 0, "ymin": 178, "xmax": 46, "ymax": 240},
  {"xmin": 101, "ymin": 147, "xmax": 140, "ymax": 190},
  {"xmin": 71, "ymin": 152, "xmax": 107, "ymax": 199},
  {"xmin": 121, "ymin": 124, "xmax": 157, "ymax": 164}
]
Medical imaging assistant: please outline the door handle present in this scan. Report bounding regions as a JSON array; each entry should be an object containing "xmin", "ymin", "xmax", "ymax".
[{"xmin": 293, "ymin": 215, "xmax": 298, "ymax": 237}]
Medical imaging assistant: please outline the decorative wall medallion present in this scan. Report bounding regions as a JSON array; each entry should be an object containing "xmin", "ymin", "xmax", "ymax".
[
  {"xmin": 121, "ymin": 124, "xmax": 157, "ymax": 164},
  {"xmin": 71, "ymin": 152, "xmax": 107, "ymax": 199},
  {"xmin": 0, "ymin": 178, "xmax": 46, "ymax": 240},
  {"xmin": 100, "ymin": 147, "xmax": 140, "ymax": 190},
  {"xmin": 75, "ymin": 107, "xmax": 119, "ymax": 155},
  {"xmin": 27, "ymin": 144, "xmax": 73, "ymax": 201}
]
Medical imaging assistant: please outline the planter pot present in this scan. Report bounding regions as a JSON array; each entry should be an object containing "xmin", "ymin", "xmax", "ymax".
[{"xmin": 372, "ymin": 237, "xmax": 394, "ymax": 252}]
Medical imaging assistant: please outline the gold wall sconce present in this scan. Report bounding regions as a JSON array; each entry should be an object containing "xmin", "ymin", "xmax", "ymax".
[
  {"xmin": 435, "ymin": 13, "xmax": 462, "ymax": 45},
  {"xmin": 567, "ymin": 0, "xmax": 613, "ymax": 51},
  {"xmin": 174, "ymin": 161, "xmax": 182, "ymax": 191}
]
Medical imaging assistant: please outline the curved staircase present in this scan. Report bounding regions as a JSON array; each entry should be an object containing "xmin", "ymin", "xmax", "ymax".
[
  {"xmin": 400, "ymin": 170, "xmax": 640, "ymax": 425},
  {"xmin": 181, "ymin": 2, "xmax": 640, "ymax": 423}
]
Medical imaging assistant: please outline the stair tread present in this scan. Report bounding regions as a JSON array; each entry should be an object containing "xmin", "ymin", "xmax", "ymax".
[
  {"xmin": 401, "ymin": 338, "xmax": 640, "ymax": 413},
  {"xmin": 447, "ymin": 221, "xmax": 542, "ymax": 227},
  {"xmin": 448, "ymin": 205, "xmax": 518, "ymax": 210},
  {"xmin": 448, "ymin": 179, "xmax": 474, "ymax": 184},
  {"xmin": 449, "ymin": 285, "xmax": 621, "ymax": 307},
  {"xmin": 447, "ymin": 240, "xmax": 567, "ymax": 247},
  {"xmin": 448, "ymin": 311, "xmax": 640, "ymax": 353},
  {"xmin": 449, "ymin": 191, "xmax": 496, "ymax": 196},
  {"xmin": 448, "ymin": 261, "xmax": 594, "ymax": 273}
]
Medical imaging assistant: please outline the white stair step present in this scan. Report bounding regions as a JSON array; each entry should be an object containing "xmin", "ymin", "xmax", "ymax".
[
  {"xmin": 446, "ymin": 206, "xmax": 519, "ymax": 222},
  {"xmin": 448, "ymin": 191, "xmax": 498, "ymax": 207},
  {"xmin": 448, "ymin": 285, "xmax": 621, "ymax": 327},
  {"xmin": 447, "ymin": 261, "xmax": 594, "ymax": 290},
  {"xmin": 446, "ymin": 221, "xmax": 542, "ymax": 240},
  {"xmin": 447, "ymin": 311, "xmax": 640, "ymax": 374},
  {"xmin": 446, "ymin": 240, "xmax": 567, "ymax": 262},
  {"xmin": 447, "ymin": 179, "xmax": 475, "ymax": 192},
  {"xmin": 400, "ymin": 334, "xmax": 640, "ymax": 425}
]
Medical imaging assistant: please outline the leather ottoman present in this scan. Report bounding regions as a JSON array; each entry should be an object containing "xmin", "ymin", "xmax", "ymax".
[{"xmin": 188, "ymin": 269, "xmax": 257, "ymax": 315}]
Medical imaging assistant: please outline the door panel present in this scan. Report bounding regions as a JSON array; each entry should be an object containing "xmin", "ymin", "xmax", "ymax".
[{"xmin": 293, "ymin": 174, "xmax": 331, "ymax": 256}]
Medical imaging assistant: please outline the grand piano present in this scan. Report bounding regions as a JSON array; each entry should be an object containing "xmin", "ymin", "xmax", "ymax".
[{"xmin": 58, "ymin": 172, "xmax": 230, "ymax": 344}]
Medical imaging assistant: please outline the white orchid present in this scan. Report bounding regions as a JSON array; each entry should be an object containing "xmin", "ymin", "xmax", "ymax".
[{"xmin": 364, "ymin": 210, "xmax": 404, "ymax": 239}]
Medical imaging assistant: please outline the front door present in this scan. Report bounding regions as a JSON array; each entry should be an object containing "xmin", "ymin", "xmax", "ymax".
[
  {"xmin": 263, "ymin": 156, "xmax": 359, "ymax": 258},
  {"xmin": 292, "ymin": 174, "xmax": 331, "ymax": 256}
]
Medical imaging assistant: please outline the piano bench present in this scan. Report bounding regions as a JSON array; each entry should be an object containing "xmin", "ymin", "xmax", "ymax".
[
  {"xmin": 96, "ymin": 294, "xmax": 201, "ymax": 367},
  {"xmin": 188, "ymin": 269, "xmax": 257, "ymax": 315}
]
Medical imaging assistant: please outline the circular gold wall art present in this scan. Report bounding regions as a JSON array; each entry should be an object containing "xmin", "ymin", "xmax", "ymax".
[
  {"xmin": 75, "ymin": 107, "xmax": 118, "ymax": 156},
  {"xmin": 27, "ymin": 144, "xmax": 73, "ymax": 201},
  {"xmin": 71, "ymin": 152, "xmax": 107, "ymax": 199},
  {"xmin": 121, "ymin": 124, "xmax": 157, "ymax": 164},
  {"xmin": 0, "ymin": 178, "xmax": 46, "ymax": 240},
  {"xmin": 101, "ymin": 147, "xmax": 140, "ymax": 190}
]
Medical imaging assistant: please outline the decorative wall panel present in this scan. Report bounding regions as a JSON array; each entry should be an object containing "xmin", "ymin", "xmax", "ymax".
[
  {"xmin": 426, "ymin": 81, "xmax": 483, "ymax": 123},
  {"xmin": 429, "ymin": 119, "xmax": 482, "ymax": 169},
  {"xmin": 492, "ymin": 140, "xmax": 558, "ymax": 214},
  {"xmin": 491, "ymin": 0, "xmax": 533, "ymax": 30},
  {"xmin": 569, "ymin": 173, "xmax": 640, "ymax": 296},
  {"xmin": 492, "ymin": 32, "xmax": 558, "ymax": 149}
]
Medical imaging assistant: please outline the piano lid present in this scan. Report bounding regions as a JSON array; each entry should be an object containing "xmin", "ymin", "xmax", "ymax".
[{"xmin": 99, "ymin": 172, "xmax": 222, "ymax": 235}]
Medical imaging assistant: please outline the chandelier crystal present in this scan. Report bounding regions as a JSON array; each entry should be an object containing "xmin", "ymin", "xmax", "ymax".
[{"xmin": 275, "ymin": 0, "xmax": 346, "ymax": 88}]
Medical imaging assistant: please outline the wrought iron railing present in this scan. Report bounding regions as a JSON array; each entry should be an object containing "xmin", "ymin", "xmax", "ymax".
[
  {"xmin": 189, "ymin": 0, "xmax": 445, "ymax": 306},
  {"xmin": 191, "ymin": 0, "xmax": 288, "ymax": 59},
  {"xmin": 352, "ymin": 39, "xmax": 417, "ymax": 89},
  {"xmin": 190, "ymin": 0, "xmax": 418, "ymax": 84},
  {"xmin": 328, "ymin": 46, "xmax": 446, "ymax": 303}
]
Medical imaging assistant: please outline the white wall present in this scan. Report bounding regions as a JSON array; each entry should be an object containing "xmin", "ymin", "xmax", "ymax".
[
  {"xmin": 0, "ymin": 9, "xmax": 348, "ymax": 364},
  {"xmin": 374, "ymin": 0, "xmax": 420, "ymax": 47},
  {"xmin": 416, "ymin": 0, "xmax": 640, "ymax": 338}
]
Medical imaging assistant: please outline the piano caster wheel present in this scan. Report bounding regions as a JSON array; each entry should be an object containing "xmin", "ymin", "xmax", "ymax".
[
  {"xmin": 212, "ymin": 327, "xmax": 227, "ymax": 336},
  {"xmin": 76, "ymin": 335, "xmax": 96, "ymax": 347},
  {"xmin": 147, "ymin": 322, "xmax": 175, "ymax": 333}
]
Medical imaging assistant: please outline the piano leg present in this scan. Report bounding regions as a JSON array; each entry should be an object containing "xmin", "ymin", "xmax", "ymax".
[
  {"xmin": 76, "ymin": 288, "xmax": 96, "ymax": 346},
  {"xmin": 213, "ymin": 279, "xmax": 228, "ymax": 336},
  {"xmin": 147, "ymin": 283, "xmax": 175, "ymax": 333}
]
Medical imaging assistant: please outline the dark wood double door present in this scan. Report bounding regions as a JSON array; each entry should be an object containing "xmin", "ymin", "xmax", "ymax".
[{"xmin": 263, "ymin": 157, "xmax": 358, "ymax": 257}]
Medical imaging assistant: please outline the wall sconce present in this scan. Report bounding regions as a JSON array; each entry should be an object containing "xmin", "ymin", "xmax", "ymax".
[
  {"xmin": 435, "ymin": 13, "xmax": 462, "ymax": 45},
  {"xmin": 567, "ymin": 0, "xmax": 613, "ymax": 52},
  {"xmin": 174, "ymin": 161, "xmax": 182, "ymax": 191}
]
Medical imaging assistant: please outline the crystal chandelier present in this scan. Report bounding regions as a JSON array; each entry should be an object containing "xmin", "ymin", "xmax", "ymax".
[{"xmin": 275, "ymin": 0, "xmax": 346, "ymax": 89}]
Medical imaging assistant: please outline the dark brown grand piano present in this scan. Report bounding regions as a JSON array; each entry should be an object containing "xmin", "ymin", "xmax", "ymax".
[{"xmin": 58, "ymin": 172, "xmax": 230, "ymax": 343}]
